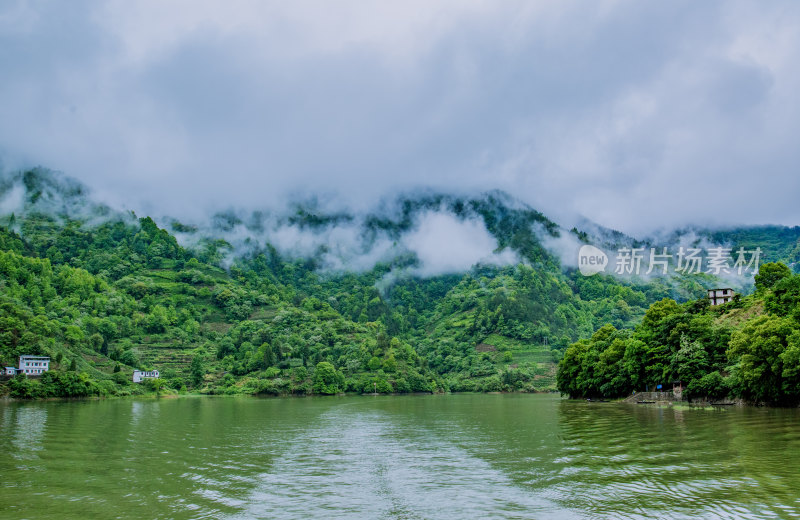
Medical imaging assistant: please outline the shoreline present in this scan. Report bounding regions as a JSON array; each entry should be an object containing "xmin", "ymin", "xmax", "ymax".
[
  {"xmin": 4, "ymin": 392, "xmax": 797, "ymax": 407},
  {"xmin": 0, "ymin": 389, "xmax": 560, "ymax": 403},
  {"xmin": 577, "ymin": 395, "xmax": 796, "ymax": 408}
]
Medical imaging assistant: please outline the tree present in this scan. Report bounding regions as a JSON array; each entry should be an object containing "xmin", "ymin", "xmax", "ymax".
[
  {"xmin": 293, "ymin": 366, "xmax": 308, "ymax": 381},
  {"xmin": 190, "ymin": 355, "xmax": 206, "ymax": 387},
  {"xmin": 670, "ymin": 335, "xmax": 709, "ymax": 386},
  {"xmin": 766, "ymin": 274, "xmax": 800, "ymax": 320},
  {"xmin": 9, "ymin": 373, "xmax": 35, "ymax": 398},
  {"xmin": 216, "ymin": 338, "xmax": 235, "ymax": 359},
  {"xmin": 256, "ymin": 342, "xmax": 275, "ymax": 369},
  {"xmin": 367, "ymin": 356, "xmax": 382, "ymax": 371},
  {"xmin": 365, "ymin": 377, "xmax": 392, "ymax": 394},
  {"xmin": 313, "ymin": 361, "xmax": 343, "ymax": 395},
  {"xmin": 89, "ymin": 333, "xmax": 104, "ymax": 352},
  {"xmin": 621, "ymin": 338, "xmax": 647, "ymax": 390},
  {"xmin": 755, "ymin": 262, "xmax": 792, "ymax": 292},
  {"xmin": 779, "ymin": 330, "xmax": 800, "ymax": 398},
  {"xmin": 145, "ymin": 377, "xmax": 167, "ymax": 396},
  {"xmin": 686, "ymin": 371, "xmax": 729, "ymax": 400},
  {"xmin": 118, "ymin": 349, "xmax": 139, "ymax": 367},
  {"xmin": 382, "ymin": 354, "xmax": 397, "ymax": 373},
  {"xmin": 636, "ymin": 298, "xmax": 680, "ymax": 346},
  {"xmin": 147, "ymin": 305, "xmax": 171, "ymax": 333},
  {"xmin": 64, "ymin": 325, "xmax": 84, "ymax": 347},
  {"xmin": 728, "ymin": 315, "xmax": 797, "ymax": 403}
]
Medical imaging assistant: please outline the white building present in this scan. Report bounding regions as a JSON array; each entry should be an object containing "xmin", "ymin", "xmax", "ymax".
[
  {"xmin": 708, "ymin": 288, "xmax": 735, "ymax": 306},
  {"xmin": 133, "ymin": 370, "xmax": 160, "ymax": 383},
  {"xmin": 4, "ymin": 367, "xmax": 17, "ymax": 376},
  {"xmin": 18, "ymin": 355, "xmax": 50, "ymax": 375}
]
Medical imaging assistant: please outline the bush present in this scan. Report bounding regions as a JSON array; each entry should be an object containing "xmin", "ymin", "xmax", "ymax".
[
  {"xmin": 367, "ymin": 356, "xmax": 382, "ymax": 371},
  {"xmin": 393, "ymin": 377, "xmax": 410, "ymax": 393},
  {"xmin": 313, "ymin": 361, "xmax": 344, "ymax": 395},
  {"xmin": 363, "ymin": 377, "xmax": 392, "ymax": 394},
  {"xmin": 9, "ymin": 374, "xmax": 38, "ymax": 398},
  {"xmin": 686, "ymin": 371, "xmax": 730, "ymax": 400}
]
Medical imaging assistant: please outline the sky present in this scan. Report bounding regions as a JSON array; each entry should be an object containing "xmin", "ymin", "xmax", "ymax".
[{"xmin": 1, "ymin": 0, "xmax": 799, "ymax": 235}]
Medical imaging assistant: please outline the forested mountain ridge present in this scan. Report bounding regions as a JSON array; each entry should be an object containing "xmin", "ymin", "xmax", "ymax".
[{"xmin": 0, "ymin": 167, "xmax": 797, "ymax": 398}]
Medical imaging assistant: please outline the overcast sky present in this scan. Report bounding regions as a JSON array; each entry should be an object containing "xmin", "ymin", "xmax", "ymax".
[{"xmin": 1, "ymin": 0, "xmax": 799, "ymax": 234}]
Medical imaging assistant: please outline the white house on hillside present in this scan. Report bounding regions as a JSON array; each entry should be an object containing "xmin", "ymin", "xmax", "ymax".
[
  {"xmin": 18, "ymin": 355, "xmax": 50, "ymax": 375},
  {"xmin": 133, "ymin": 370, "xmax": 160, "ymax": 383}
]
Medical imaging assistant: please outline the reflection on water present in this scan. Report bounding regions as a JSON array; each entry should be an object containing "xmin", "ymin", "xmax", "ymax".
[
  {"xmin": 0, "ymin": 395, "xmax": 799, "ymax": 520},
  {"xmin": 231, "ymin": 407, "xmax": 568, "ymax": 520},
  {"xmin": 555, "ymin": 401, "xmax": 800, "ymax": 519},
  {"xmin": 6, "ymin": 405, "xmax": 47, "ymax": 461}
]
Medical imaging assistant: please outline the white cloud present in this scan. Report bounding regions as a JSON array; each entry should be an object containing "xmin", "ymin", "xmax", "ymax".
[
  {"xmin": 0, "ymin": 184, "xmax": 25, "ymax": 217},
  {"xmin": 402, "ymin": 212, "xmax": 517, "ymax": 276},
  {"xmin": 0, "ymin": 1, "xmax": 798, "ymax": 232},
  {"xmin": 266, "ymin": 221, "xmax": 397, "ymax": 272},
  {"xmin": 168, "ymin": 205, "xmax": 518, "ymax": 276}
]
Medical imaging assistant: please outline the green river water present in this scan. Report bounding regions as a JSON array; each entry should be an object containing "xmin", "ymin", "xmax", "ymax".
[{"xmin": 1, "ymin": 394, "xmax": 799, "ymax": 519}]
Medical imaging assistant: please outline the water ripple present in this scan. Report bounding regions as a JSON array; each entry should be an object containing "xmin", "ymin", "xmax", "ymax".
[{"xmin": 1, "ymin": 396, "xmax": 799, "ymax": 519}]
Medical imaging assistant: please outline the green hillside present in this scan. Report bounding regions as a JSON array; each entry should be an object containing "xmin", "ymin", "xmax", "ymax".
[
  {"xmin": 557, "ymin": 262, "xmax": 800, "ymax": 405},
  {"xmin": 1, "ymin": 168, "xmax": 797, "ymax": 399}
]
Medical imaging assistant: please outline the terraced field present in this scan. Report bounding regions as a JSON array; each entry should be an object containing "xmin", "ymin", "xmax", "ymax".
[
  {"xmin": 133, "ymin": 340, "xmax": 196, "ymax": 378},
  {"xmin": 478, "ymin": 333, "xmax": 558, "ymax": 391}
]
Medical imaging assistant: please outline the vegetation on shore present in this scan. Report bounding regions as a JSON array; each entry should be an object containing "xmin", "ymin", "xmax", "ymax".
[
  {"xmin": 1, "ymin": 169, "xmax": 798, "ymax": 401},
  {"xmin": 557, "ymin": 262, "xmax": 800, "ymax": 406}
]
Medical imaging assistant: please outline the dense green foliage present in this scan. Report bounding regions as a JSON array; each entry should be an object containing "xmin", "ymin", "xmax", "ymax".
[
  {"xmin": 0, "ymin": 214, "xmax": 442, "ymax": 398},
  {"xmin": 2, "ymin": 169, "xmax": 798, "ymax": 400},
  {"xmin": 558, "ymin": 263, "xmax": 800, "ymax": 405}
]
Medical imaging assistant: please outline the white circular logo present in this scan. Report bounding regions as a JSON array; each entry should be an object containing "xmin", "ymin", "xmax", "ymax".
[{"xmin": 578, "ymin": 245, "xmax": 608, "ymax": 276}]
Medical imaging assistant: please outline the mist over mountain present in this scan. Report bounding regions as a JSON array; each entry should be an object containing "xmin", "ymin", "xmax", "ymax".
[
  {"xmin": 2, "ymin": 167, "xmax": 798, "ymax": 286},
  {"xmin": 0, "ymin": 168, "xmax": 557, "ymax": 275},
  {"xmin": 2, "ymin": 1, "xmax": 800, "ymax": 235}
]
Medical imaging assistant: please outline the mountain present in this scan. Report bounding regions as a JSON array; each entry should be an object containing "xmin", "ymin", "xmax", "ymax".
[{"xmin": 0, "ymin": 167, "xmax": 796, "ymax": 398}]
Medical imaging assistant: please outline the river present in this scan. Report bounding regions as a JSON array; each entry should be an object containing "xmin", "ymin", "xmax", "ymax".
[{"xmin": 1, "ymin": 394, "xmax": 799, "ymax": 519}]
